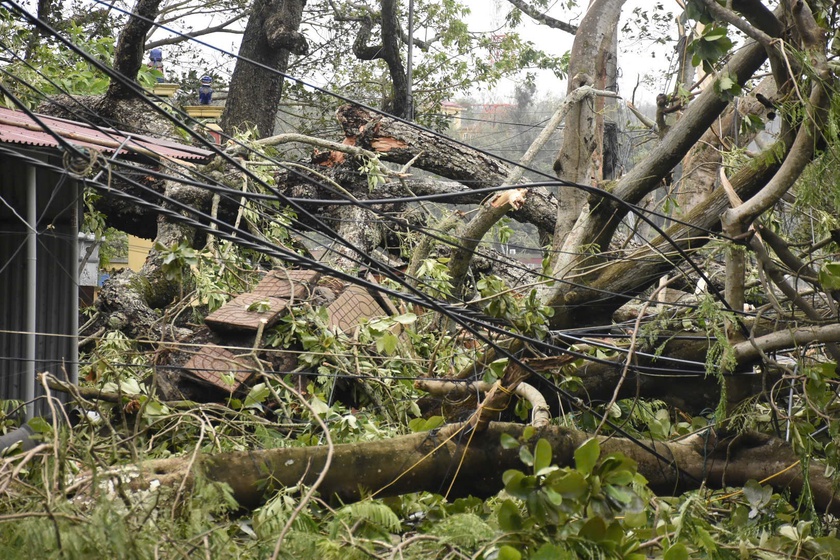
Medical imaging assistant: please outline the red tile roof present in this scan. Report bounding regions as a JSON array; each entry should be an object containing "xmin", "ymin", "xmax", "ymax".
[{"xmin": 0, "ymin": 106, "xmax": 214, "ymax": 163}]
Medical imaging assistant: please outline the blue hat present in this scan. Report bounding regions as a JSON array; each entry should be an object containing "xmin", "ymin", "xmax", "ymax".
[
  {"xmin": 200, "ymin": 75, "xmax": 212, "ymax": 84},
  {"xmin": 150, "ymin": 48, "xmax": 162, "ymax": 61}
]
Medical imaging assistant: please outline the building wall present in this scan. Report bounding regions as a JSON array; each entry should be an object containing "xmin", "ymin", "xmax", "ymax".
[
  {"xmin": 127, "ymin": 235, "xmax": 153, "ymax": 271},
  {"xmin": 0, "ymin": 153, "xmax": 78, "ymax": 418}
]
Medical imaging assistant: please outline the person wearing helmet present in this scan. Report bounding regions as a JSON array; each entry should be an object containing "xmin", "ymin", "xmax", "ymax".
[
  {"xmin": 148, "ymin": 48, "xmax": 164, "ymax": 82},
  {"xmin": 198, "ymin": 75, "xmax": 213, "ymax": 105}
]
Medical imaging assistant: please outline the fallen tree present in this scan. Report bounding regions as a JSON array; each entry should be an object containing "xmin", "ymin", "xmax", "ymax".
[{"xmin": 119, "ymin": 422, "xmax": 840, "ymax": 515}]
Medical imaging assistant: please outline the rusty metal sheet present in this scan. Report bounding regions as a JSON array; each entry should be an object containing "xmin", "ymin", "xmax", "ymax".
[
  {"xmin": 182, "ymin": 344, "xmax": 256, "ymax": 392},
  {"xmin": 0, "ymin": 106, "xmax": 213, "ymax": 162},
  {"xmin": 326, "ymin": 284, "xmax": 387, "ymax": 333},
  {"xmin": 204, "ymin": 293, "xmax": 288, "ymax": 331}
]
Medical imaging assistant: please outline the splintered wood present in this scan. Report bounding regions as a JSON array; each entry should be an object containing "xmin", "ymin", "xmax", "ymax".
[{"xmin": 489, "ymin": 188, "xmax": 527, "ymax": 210}]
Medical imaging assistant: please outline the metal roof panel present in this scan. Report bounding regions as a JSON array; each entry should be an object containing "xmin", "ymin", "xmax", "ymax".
[{"xmin": 0, "ymin": 106, "xmax": 214, "ymax": 163}]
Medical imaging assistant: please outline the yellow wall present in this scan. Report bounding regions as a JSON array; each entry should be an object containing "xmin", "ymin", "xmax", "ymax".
[{"xmin": 127, "ymin": 235, "xmax": 154, "ymax": 271}]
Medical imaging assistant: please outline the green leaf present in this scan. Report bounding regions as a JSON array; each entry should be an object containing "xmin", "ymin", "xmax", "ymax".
[
  {"xmin": 623, "ymin": 511, "xmax": 647, "ymax": 529},
  {"xmin": 819, "ymin": 262, "xmax": 840, "ymax": 290},
  {"xmin": 28, "ymin": 416, "xmax": 52, "ymax": 434},
  {"xmin": 696, "ymin": 526, "xmax": 718, "ymax": 554},
  {"xmin": 703, "ymin": 27, "xmax": 728, "ymax": 41},
  {"xmin": 144, "ymin": 400, "xmax": 169, "ymax": 417},
  {"xmin": 533, "ymin": 438, "xmax": 552, "ymax": 474},
  {"xmin": 500, "ymin": 432, "xmax": 519, "ymax": 449},
  {"xmin": 743, "ymin": 479, "xmax": 772, "ymax": 508},
  {"xmin": 578, "ymin": 516, "xmax": 607, "ymax": 541},
  {"xmin": 547, "ymin": 470, "xmax": 587, "ymax": 499},
  {"xmin": 532, "ymin": 544, "xmax": 567, "ymax": 560},
  {"xmin": 497, "ymin": 499, "xmax": 523, "ymax": 532},
  {"xmin": 605, "ymin": 484, "xmax": 634, "ymax": 505},
  {"xmin": 391, "ymin": 313, "xmax": 417, "ymax": 325},
  {"xmin": 503, "ymin": 470, "xmax": 533, "ymax": 499},
  {"xmin": 575, "ymin": 438, "xmax": 600, "ymax": 476},
  {"xmin": 664, "ymin": 543, "xmax": 689, "ymax": 560},
  {"xmin": 519, "ymin": 444, "xmax": 534, "ymax": 467},
  {"xmin": 496, "ymin": 545, "xmax": 522, "ymax": 560},
  {"xmin": 244, "ymin": 383, "xmax": 270, "ymax": 408},
  {"xmin": 376, "ymin": 331, "xmax": 399, "ymax": 355}
]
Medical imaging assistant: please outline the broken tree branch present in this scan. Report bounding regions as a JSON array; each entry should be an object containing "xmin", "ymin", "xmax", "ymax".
[
  {"xmin": 415, "ymin": 378, "xmax": 550, "ymax": 428},
  {"xmin": 120, "ymin": 422, "xmax": 840, "ymax": 515}
]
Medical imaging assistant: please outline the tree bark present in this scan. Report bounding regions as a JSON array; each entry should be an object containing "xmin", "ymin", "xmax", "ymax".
[
  {"xmin": 129, "ymin": 422, "xmax": 840, "ymax": 515},
  {"xmin": 334, "ymin": 105, "xmax": 558, "ymax": 236},
  {"xmin": 221, "ymin": 0, "xmax": 308, "ymax": 138},
  {"xmin": 549, "ymin": 122, "xmax": 795, "ymax": 329},
  {"xmin": 351, "ymin": 0, "xmax": 409, "ymax": 118},
  {"xmin": 107, "ymin": 0, "xmax": 165, "ymax": 100},
  {"xmin": 540, "ymin": 34, "xmax": 770, "ymax": 317},
  {"xmin": 551, "ymin": 0, "xmax": 625, "ymax": 249}
]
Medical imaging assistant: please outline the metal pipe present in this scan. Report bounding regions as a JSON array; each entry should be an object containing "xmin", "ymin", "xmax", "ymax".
[
  {"xmin": 25, "ymin": 164, "xmax": 36, "ymax": 420},
  {"xmin": 406, "ymin": 0, "xmax": 414, "ymax": 120},
  {"xmin": 70, "ymin": 184, "xmax": 79, "ymax": 385}
]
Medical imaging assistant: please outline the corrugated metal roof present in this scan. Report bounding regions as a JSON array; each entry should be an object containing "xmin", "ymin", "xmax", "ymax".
[{"xmin": 0, "ymin": 106, "xmax": 214, "ymax": 163}]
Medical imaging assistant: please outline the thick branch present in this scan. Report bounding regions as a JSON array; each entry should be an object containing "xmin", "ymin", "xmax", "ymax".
[
  {"xmin": 145, "ymin": 13, "xmax": 247, "ymax": 49},
  {"xmin": 107, "ymin": 0, "xmax": 165, "ymax": 100},
  {"xmin": 732, "ymin": 324, "xmax": 840, "ymax": 364},
  {"xmin": 542, "ymin": 35, "xmax": 770, "ymax": 317},
  {"xmin": 335, "ymin": 105, "xmax": 558, "ymax": 235},
  {"xmin": 550, "ymin": 125, "xmax": 795, "ymax": 328},
  {"xmin": 699, "ymin": 0, "xmax": 773, "ymax": 46},
  {"xmin": 723, "ymin": 81, "xmax": 828, "ymax": 227},
  {"xmin": 126, "ymin": 422, "xmax": 840, "ymax": 515},
  {"xmin": 447, "ymin": 87, "xmax": 615, "ymax": 292},
  {"xmin": 416, "ymin": 377, "xmax": 550, "ymax": 428}
]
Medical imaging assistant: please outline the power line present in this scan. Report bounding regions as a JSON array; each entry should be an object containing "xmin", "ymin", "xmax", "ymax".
[{"xmin": 0, "ymin": 2, "xmax": 747, "ymax": 480}]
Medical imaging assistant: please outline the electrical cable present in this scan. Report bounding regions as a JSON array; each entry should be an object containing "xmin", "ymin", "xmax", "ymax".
[{"xmin": 0, "ymin": 3, "xmax": 735, "ymax": 480}]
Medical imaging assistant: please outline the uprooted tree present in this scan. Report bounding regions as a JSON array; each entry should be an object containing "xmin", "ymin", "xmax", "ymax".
[{"xmin": 3, "ymin": 0, "xmax": 840, "ymax": 557}]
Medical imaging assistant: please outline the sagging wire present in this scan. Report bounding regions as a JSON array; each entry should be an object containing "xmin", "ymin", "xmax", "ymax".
[
  {"xmin": 0, "ymin": 57, "xmax": 724, "ymax": 484},
  {"xmin": 1, "ymin": 137, "xmax": 725, "ymax": 380},
  {"xmin": 0, "ymin": 6, "xmax": 734, "ymax": 480},
  {"xmin": 74, "ymin": 0, "xmax": 738, "ymax": 243},
  {"xmin": 2, "ymin": 1, "xmax": 739, "ymax": 307}
]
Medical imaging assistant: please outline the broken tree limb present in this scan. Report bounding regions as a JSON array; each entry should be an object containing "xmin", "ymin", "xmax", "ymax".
[
  {"xmin": 447, "ymin": 187, "xmax": 528, "ymax": 294},
  {"xmin": 123, "ymin": 422, "xmax": 840, "ymax": 515},
  {"xmin": 447, "ymin": 86, "xmax": 616, "ymax": 293},
  {"xmin": 466, "ymin": 361, "xmax": 531, "ymax": 433},
  {"xmin": 545, "ymin": 114, "xmax": 797, "ymax": 329},
  {"xmin": 539, "ymin": 34, "xmax": 771, "ymax": 314},
  {"xmin": 334, "ymin": 104, "xmax": 558, "ymax": 236},
  {"xmin": 625, "ymin": 101, "xmax": 655, "ymax": 130},
  {"xmin": 233, "ymin": 133, "xmax": 378, "ymax": 161},
  {"xmin": 722, "ymin": 80, "xmax": 829, "ymax": 229},
  {"xmin": 415, "ymin": 378, "xmax": 550, "ymax": 428},
  {"xmin": 730, "ymin": 324, "xmax": 840, "ymax": 365}
]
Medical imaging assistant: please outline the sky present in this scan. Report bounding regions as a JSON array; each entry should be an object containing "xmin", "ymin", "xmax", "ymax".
[
  {"xmin": 463, "ymin": 0, "xmax": 676, "ymax": 104},
  {"xmin": 124, "ymin": 0, "xmax": 678, "ymax": 106},
  {"xmin": 11, "ymin": 0, "xmax": 677, "ymax": 106}
]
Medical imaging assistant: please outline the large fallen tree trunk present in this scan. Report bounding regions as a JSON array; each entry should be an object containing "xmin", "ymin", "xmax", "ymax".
[
  {"xmin": 129, "ymin": 422, "xmax": 839, "ymax": 514},
  {"xmin": 334, "ymin": 104, "xmax": 559, "ymax": 236}
]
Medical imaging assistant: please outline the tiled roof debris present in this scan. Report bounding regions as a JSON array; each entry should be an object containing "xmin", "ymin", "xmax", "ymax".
[
  {"xmin": 186, "ymin": 269, "xmax": 402, "ymax": 393},
  {"xmin": 0, "ymin": 106, "xmax": 214, "ymax": 163}
]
